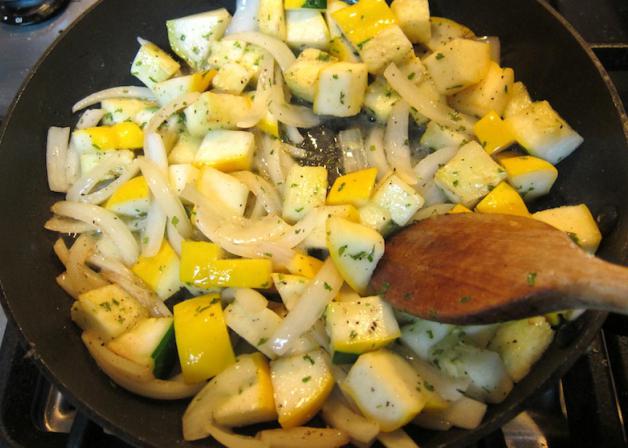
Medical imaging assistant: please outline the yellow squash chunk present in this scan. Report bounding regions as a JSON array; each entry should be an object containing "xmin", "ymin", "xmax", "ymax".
[
  {"xmin": 503, "ymin": 81, "xmax": 532, "ymax": 119},
  {"xmin": 449, "ymin": 204, "xmax": 472, "ymax": 214},
  {"xmin": 153, "ymin": 71, "xmax": 214, "ymax": 106},
  {"xmin": 259, "ymin": 0, "xmax": 286, "ymax": 40},
  {"xmin": 105, "ymin": 176, "xmax": 150, "ymax": 217},
  {"xmin": 257, "ymin": 110, "xmax": 280, "ymax": 137},
  {"xmin": 286, "ymin": 253, "xmax": 324, "ymax": 278},
  {"xmin": 390, "ymin": 0, "xmax": 431, "ymax": 44},
  {"xmin": 179, "ymin": 240, "xmax": 224, "ymax": 289},
  {"xmin": 285, "ymin": 49, "xmax": 337, "ymax": 103},
  {"xmin": 358, "ymin": 25, "xmax": 413, "ymax": 75},
  {"xmin": 313, "ymin": 62, "xmax": 369, "ymax": 116},
  {"xmin": 272, "ymin": 273, "xmax": 310, "ymax": 310},
  {"xmin": 131, "ymin": 241, "xmax": 181, "ymax": 300},
  {"xmin": 327, "ymin": 168, "xmax": 377, "ymax": 207},
  {"xmin": 213, "ymin": 353, "xmax": 277, "ymax": 427},
  {"xmin": 328, "ymin": 36, "xmax": 360, "ymax": 62},
  {"xmin": 182, "ymin": 258, "xmax": 273, "ymax": 289},
  {"xmin": 473, "ymin": 111, "xmax": 516, "ymax": 155},
  {"xmin": 195, "ymin": 130, "xmax": 256, "ymax": 172},
  {"xmin": 213, "ymin": 63, "xmax": 252, "ymax": 94},
  {"xmin": 498, "ymin": 155, "xmax": 558, "ymax": 200},
  {"xmin": 270, "ymin": 348, "xmax": 335, "ymax": 428},
  {"xmin": 475, "ymin": 182, "xmax": 529, "ymax": 217},
  {"xmin": 130, "ymin": 41, "xmax": 180, "ymax": 89},
  {"xmin": 197, "ymin": 167, "xmax": 250, "ymax": 216},
  {"xmin": 302, "ymin": 204, "xmax": 360, "ymax": 250},
  {"xmin": 533, "ymin": 204, "xmax": 602, "ymax": 253},
  {"xmin": 425, "ymin": 17, "xmax": 474, "ymax": 51},
  {"xmin": 331, "ymin": 0, "xmax": 397, "ymax": 49},
  {"xmin": 450, "ymin": 62, "xmax": 514, "ymax": 117},
  {"xmin": 174, "ymin": 294, "xmax": 236, "ymax": 383},
  {"xmin": 183, "ymin": 92, "xmax": 251, "ymax": 137},
  {"xmin": 282, "ymin": 165, "xmax": 328, "ymax": 223},
  {"xmin": 73, "ymin": 122, "xmax": 144, "ymax": 151}
]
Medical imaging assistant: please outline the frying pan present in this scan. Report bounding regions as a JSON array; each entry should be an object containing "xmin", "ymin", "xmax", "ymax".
[{"xmin": 0, "ymin": 0, "xmax": 626, "ymax": 446}]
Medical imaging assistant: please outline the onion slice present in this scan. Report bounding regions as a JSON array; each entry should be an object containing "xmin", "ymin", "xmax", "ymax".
[
  {"xmin": 226, "ymin": 0, "xmax": 260, "ymax": 34},
  {"xmin": 383, "ymin": 63, "xmax": 476, "ymax": 134},
  {"xmin": 141, "ymin": 200, "xmax": 167, "ymax": 257},
  {"xmin": 385, "ymin": 100, "xmax": 417, "ymax": 185},
  {"xmin": 72, "ymin": 86, "xmax": 155, "ymax": 113},
  {"xmin": 144, "ymin": 132, "xmax": 169, "ymax": 174},
  {"xmin": 269, "ymin": 82, "xmax": 321, "ymax": 128},
  {"xmin": 231, "ymin": 171, "xmax": 282, "ymax": 214},
  {"xmin": 47, "ymin": 127, "xmax": 71, "ymax": 193},
  {"xmin": 224, "ymin": 32, "xmax": 296, "ymax": 72},
  {"xmin": 76, "ymin": 109, "xmax": 106, "ymax": 129},
  {"xmin": 365, "ymin": 127, "xmax": 391, "ymax": 180},
  {"xmin": 51, "ymin": 201, "xmax": 139, "ymax": 265},
  {"xmin": 138, "ymin": 158, "xmax": 193, "ymax": 239},
  {"xmin": 145, "ymin": 92, "xmax": 199, "ymax": 134},
  {"xmin": 270, "ymin": 258, "xmax": 343, "ymax": 356},
  {"xmin": 284, "ymin": 125, "xmax": 304, "ymax": 144},
  {"xmin": 338, "ymin": 128, "xmax": 367, "ymax": 173},
  {"xmin": 237, "ymin": 52, "xmax": 273, "ymax": 128}
]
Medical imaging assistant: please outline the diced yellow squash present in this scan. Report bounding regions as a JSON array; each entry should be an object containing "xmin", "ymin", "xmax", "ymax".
[
  {"xmin": 434, "ymin": 141, "xmax": 507, "ymax": 207},
  {"xmin": 285, "ymin": 0, "xmax": 327, "ymax": 8},
  {"xmin": 313, "ymin": 62, "xmax": 368, "ymax": 117},
  {"xmin": 503, "ymin": 81, "xmax": 532, "ymax": 119},
  {"xmin": 168, "ymin": 164, "xmax": 200, "ymax": 196},
  {"xmin": 259, "ymin": 0, "xmax": 286, "ymax": 40},
  {"xmin": 327, "ymin": 217, "xmax": 385, "ymax": 294},
  {"xmin": 130, "ymin": 41, "xmax": 180, "ymax": 89},
  {"xmin": 105, "ymin": 176, "xmax": 150, "ymax": 217},
  {"xmin": 206, "ymin": 39, "xmax": 247, "ymax": 68},
  {"xmin": 504, "ymin": 101, "xmax": 583, "ymax": 165},
  {"xmin": 197, "ymin": 167, "xmax": 250, "ymax": 216},
  {"xmin": 420, "ymin": 121, "xmax": 468, "ymax": 151},
  {"xmin": 131, "ymin": 241, "xmax": 181, "ymax": 300},
  {"xmin": 212, "ymin": 63, "xmax": 252, "ymax": 94},
  {"xmin": 475, "ymin": 182, "xmax": 530, "ymax": 217},
  {"xmin": 449, "ymin": 204, "xmax": 472, "ymax": 214},
  {"xmin": 327, "ymin": 168, "xmax": 378, "ymax": 207},
  {"xmin": 213, "ymin": 353, "xmax": 278, "ymax": 427},
  {"xmin": 272, "ymin": 273, "xmax": 310, "ymax": 310},
  {"xmin": 451, "ymin": 62, "xmax": 515, "ymax": 117},
  {"xmin": 390, "ymin": 0, "xmax": 430, "ymax": 44},
  {"xmin": 325, "ymin": 0, "xmax": 347, "ymax": 38},
  {"xmin": 153, "ymin": 72, "xmax": 214, "ymax": 106},
  {"xmin": 358, "ymin": 25, "xmax": 413, "ymax": 75},
  {"xmin": 344, "ymin": 349, "xmax": 427, "ymax": 431},
  {"xmin": 168, "ymin": 132, "xmax": 201, "ymax": 164},
  {"xmin": 372, "ymin": 174, "xmax": 425, "ymax": 226},
  {"xmin": 183, "ymin": 92, "xmax": 251, "ymax": 137},
  {"xmin": 474, "ymin": 111, "xmax": 516, "ymax": 155},
  {"xmin": 331, "ymin": 0, "xmax": 397, "ymax": 49},
  {"xmin": 113, "ymin": 122, "xmax": 144, "ymax": 149},
  {"xmin": 301, "ymin": 204, "xmax": 360, "ymax": 250},
  {"xmin": 364, "ymin": 77, "xmax": 400, "ymax": 124},
  {"xmin": 101, "ymin": 98, "xmax": 157, "ymax": 125},
  {"xmin": 286, "ymin": 10, "xmax": 330, "ymax": 50},
  {"xmin": 533, "ymin": 204, "xmax": 602, "ymax": 253},
  {"xmin": 71, "ymin": 284, "xmax": 148, "ymax": 342},
  {"xmin": 183, "ymin": 256, "xmax": 273, "ymax": 289},
  {"xmin": 194, "ymin": 130, "xmax": 255, "ymax": 172},
  {"xmin": 358, "ymin": 203, "xmax": 394, "ymax": 235},
  {"xmin": 257, "ymin": 110, "xmax": 280, "ymax": 137},
  {"xmin": 180, "ymin": 240, "xmax": 224, "ymax": 286},
  {"xmin": 328, "ymin": 36, "xmax": 360, "ymax": 62},
  {"xmin": 498, "ymin": 155, "xmax": 558, "ymax": 200},
  {"xmin": 285, "ymin": 49, "xmax": 337, "ymax": 103},
  {"xmin": 270, "ymin": 348, "xmax": 335, "ymax": 428},
  {"xmin": 282, "ymin": 166, "xmax": 328, "ymax": 223},
  {"xmin": 174, "ymin": 294, "xmax": 236, "ymax": 383},
  {"xmin": 72, "ymin": 122, "xmax": 144, "ymax": 151},
  {"xmin": 423, "ymin": 38, "xmax": 491, "ymax": 95},
  {"xmin": 286, "ymin": 253, "xmax": 324, "ymax": 278},
  {"xmin": 425, "ymin": 17, "xmax": 474, "ymax": 51}
]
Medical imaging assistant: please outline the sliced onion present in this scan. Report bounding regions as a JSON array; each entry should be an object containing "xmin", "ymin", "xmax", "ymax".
[
  {"xmin": 384, "ymin": 63, "xmax": 476, "ymax": 135},
  {"xmin": 321, "ymin": 389, "xmax": 380, "ymax": 444},
  {"xmin": 91, "ymin": 253, "xmax": 171, "ymax": 316},
  {"xmin": 145, "ymin": 92, "xmax": 199, "ymax": 134},
  {"xmin": 72, "ymin": 86, "xmax": 155, "ymax": 113},
  {"xmin": 237, "ymin": 52, "xmax": 273, "ymax": 128},
  {"xmin": 66, "ymin": 156, "xmax": 139, "ymax": 205},
  {"xmin": 476, "ymin": 36, "xmax": 501, "ymax": 64},
  {"xmin": 56, "ymin": 272, "xmax": 80, "ymax": 299},
  {"xmin": 52, "ymin": 201, "xmax": 139, "ymax": 265},
  {"xmin": 385, "ymin": 100, "xmax": 417, "ymax": 185},
  {"xmin": 365, "ymin": 127, "xmax": 391, "ymax": 180},
  {"xmin": 272, "ymin": 207, "xmax": 321, "ymax": 248},
  {"xmin": 47, "ymin": 127, "xmax": 71, "ymax": 193},
  {"xmin": 231, "ymin": 171, "xmax": 282, "ymax": 214},
  {"xmin": 166, "ymin": 221, "xmax": 184, "ymax": 256},
  {"xmin": 76, "ymin": 109, "xmax": 106, "ymax": 129},
  {"xmin": 45, "ymin": 216, "xmax": 97, "ymax": 234},
  {"xmin": 414, "ymin": 146, "xmax": 458, "ymax": 189},
  {"xmin": 257, "ymin": 428, "xmax": 349, "ymax": 447},
  {"xmin": 138, "ymin": 158, "xmax": 193, "ymax": 239},
  {"xmin": 53, "ymin": 238, "xmax": 70, "ymax": 265},
  {"xmin": 66, "ymin": 234, "xmax": 109, "ymax": 295},
  {"xmin": 225, "ymin": 32, "xmax": 296, "ymax": 72},
  {"xmin": 226, "ymin": 0, "xmax": 260, "ymax": 34},
  {"xmin": 269, "ymin": 82, "xmax": 321, "ymax": 128},
  {"xmin": 282, "ymin": 143, "xmax": 307, "ymax": 159},
  {"xmin": 284, "ymin": 124, "xmax": 304, "ymax": 144},
  {"xmin": 65, "ymin": 142, "xmax": 81, "ymax": 186},
  {"xmin": 260, "ymin": 134, "xmax": 285, "ymax": 188},
  {"xmin": 270, "ymin": 258, "xmax": 343, "ymax": 356},
  {"xmin": 144, "ymin": 132, "xmax": 169, "ymax": 174},
  {"xmin": 141, "ymin": 200, "xmax": 167, "ymax": 257},
  {"xmin": 279, "ymin": 147, "xmax": 296, "ymax": 174},
  {"xmin": 377, "ymin": 429, "xmax": 419, "ymax": 448},
  {"xmin": 338, "ymin": 128, "xmax": 367, "ymax": 173}
]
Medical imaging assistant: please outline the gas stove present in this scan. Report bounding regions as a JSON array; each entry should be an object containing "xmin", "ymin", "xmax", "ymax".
[{"xmin": 0, "ymin": 1, "xmax": 627, "ymax": 447}]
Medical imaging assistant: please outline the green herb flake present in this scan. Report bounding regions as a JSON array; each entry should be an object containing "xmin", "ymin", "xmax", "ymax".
[
  {"xmin": 337, "ymin": 182, "xmax": 346, "ymax": 192},
  {"xmin": 323, "ymin": 282, "xmax": 333, "ymax": 292},
  {"xmin": 435, "ymin": 53, "xmax": 445, "ymax": 60},
  {"xmin": 303, "ymin": 354, "xmax": 315, "ymax": 365},
  {"xmin": 171, "ymin": 215, "xmax": 179, "ymax": 226},
  {"xmin": 407, "ymin": 72, "xmax": 416, "ymax": 80},
  {"xmin": 338, "ymin": 245, "xmax": 348, "ymax": 256},
  {"xmin": 302, "ymin": 376, "xmax": 312, "ymax": 383},
  {"xmin": 257, "ymin": 337, "xmax": 269, "ymax": 346},
  {"xmin": 527, "ymin": 272, "xmax": 537, "ymax": 286},
  {"xmin": 459, "ymin": 295, "xmax": 472, "ymax": 304}
]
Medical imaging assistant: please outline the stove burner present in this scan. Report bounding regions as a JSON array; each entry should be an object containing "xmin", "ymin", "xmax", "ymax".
[{"xmin": 0, "ymin": 0, "xmax": 70, "ymax": 25}]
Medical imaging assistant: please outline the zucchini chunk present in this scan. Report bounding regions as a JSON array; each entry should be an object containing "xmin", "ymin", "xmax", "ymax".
[
  {"xmin": 313, "ymin": 62, "xmax": 368, "ymax": 117},
  {"xmin": 286, "ymin": 10, "xmax": 330, "ymax": 50},
  {"xmin": 197, "ymin": 167, "xmax": 250, "ymax": 216},
  {"xmin": 498, "ymin": 155, "xmax": 558, "ymax": 201},
  {"xmin": 130, "ymin": 41, "xmax": 180, "ymax": 89},
  {"xmin": 450, "ymin": 62, "xmax": 515, "ymax": 117},
  {"xmin": 390, "ymin": 0, "xmax": 431, "ymax": 44},
  {"xmin": 282, "ymin": 165, "xmax": 328, "ymax": 223},
  {"xmin": 285, "ymin": 49, "xmax": 337, "ymax": 103},
  {"xmin": 183, "ymin": 92, "xmax": 251, "ymax": 137},
  {"xmin": 195, "ymin": 129, "xmax": 255, "ymax": 172},
  {"xmin": 532, "ymin": 204, "xmax": 602, "ymax": 253},
  {"xmin": 131, "ymin": 241, "xmax": 181, "ymax": 300},
  {"xmin": 372, "ymin": 174, "xmax": 425, "ymax": 226},
  {"xmin": 258, "ymin": 0, "xmax": 287, "ymax": 40}
]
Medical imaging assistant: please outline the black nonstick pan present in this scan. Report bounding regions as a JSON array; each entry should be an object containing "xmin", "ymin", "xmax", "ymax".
[{"xmin": 0, "ymin": 0, "xmax": 626, "ymax": 447}]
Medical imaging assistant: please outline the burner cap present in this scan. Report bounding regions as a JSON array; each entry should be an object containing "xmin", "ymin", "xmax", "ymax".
[{"xmin": 1, "ymin": 0, "xmax": 70, "ymax": 26}]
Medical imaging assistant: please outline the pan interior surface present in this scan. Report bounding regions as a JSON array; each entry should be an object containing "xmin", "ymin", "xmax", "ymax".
[{"xmin": 0, "ymin": 0, "xmax": 625, "ymax": 447}]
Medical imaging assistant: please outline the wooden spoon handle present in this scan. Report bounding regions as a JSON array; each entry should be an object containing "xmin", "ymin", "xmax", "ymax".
[{"xmin": 566, "ymin": 258, "xmax": 628, "ymax": 313}]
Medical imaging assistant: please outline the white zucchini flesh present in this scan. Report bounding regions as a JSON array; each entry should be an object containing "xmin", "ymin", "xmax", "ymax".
[{"xmin": 400, "ymin": 318, "xmax": 453, "ymax": 360}]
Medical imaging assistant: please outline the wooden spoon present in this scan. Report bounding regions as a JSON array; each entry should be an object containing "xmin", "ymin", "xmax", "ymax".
[{"xmin": 369, "ymin": 213, "xmax": 628, "ymax": 324}]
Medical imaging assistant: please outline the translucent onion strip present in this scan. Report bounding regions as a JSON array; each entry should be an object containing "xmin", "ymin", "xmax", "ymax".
[
  {"xmin": 166, "ymin": 220, "xmax": 184, "ymax": 255},
  {"xmin": 66, "ymin": 156, "xmax": 139, "ymax": 204},
  {"xmin": 269, "ymin": 82, "xmax": 321, "ymax": 128},
  {"xmin": 282, "ymin": 143, "xmax": 308, "ymax": 159},
  {"xmin": 144, "ymin": 132, "xmax": 169, "ymax": 174},
  {"xmin": 231, "ymin": 171, "xmax": 282, "ymax": 214},
  {"xmin": 365, "ymin": 127, "xmax": 391, "ymax": 180},
  {"xmin": 226, "ymin": 0, "xmax": 260, "ymax": 34},
  {"xmin": 76, "ymin": 108, "xmax": 106, "ymax": 129},
  {"xmin": 476, "ymin": 36, "xmax": 501, "ymax": 64},
  {"xmin": 142, "ymin": 200, "xmax": 167, "ymax": 257},
  {"xmin": 321, "ymin": 389, "xmax": 380, "ymax": 445},
  {"xmin": 138, "ymin": 158, "xmax": 193, "ymax": 239},
  {"xmin": 384, "ymin": 63, "xmax": 476, "ymax": 135},
  {"xmin": 385, "ymin": 100, "xmax": 417, "ymax": 185},
  {"xmin": 284, "ymin": 125, "xmax": 304, "ymax": 144},
  {"xmin": 46, "ymin": 127, "xmax": 71, "ymax": 193},
  {"xmin": 51, "ymin": 201, "xmax": 139, "ymax": 265},
  {"xmin": 260, "ymin": 134, "xmax": 285, "ymax": 188},
  {"xmin": 224, "ymin": 32, "xmax": 296, "ymax": 72},
  {"xmin": 65, "ymin": 142, "xmax": 81, "ymax": 186},
  {"xmin": 338, "ymin": 128, "xmax": 367, "ymax": 173},
  {"xmin": 145, "ymin": 92, "xmax": 199, "ymax": 134},
  {"xmin": 270, "ymin": 258, "xmax": 343, "ymax": 356},
  {"xmin": 72, "ymin": 86, "xmax": 155, "ymax": 113},
  {"xmin": 237, "ymin": 52, "xmax": 273, "ymax": 128},
  {"xmin": 66, "ymin": 234, "xmax": 109, "ymax": 295}
]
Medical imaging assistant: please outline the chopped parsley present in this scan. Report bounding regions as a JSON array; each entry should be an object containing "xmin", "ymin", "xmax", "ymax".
[{"xmin": 527, "ymin": 272, "xmax": 537, "ymax": 286}]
